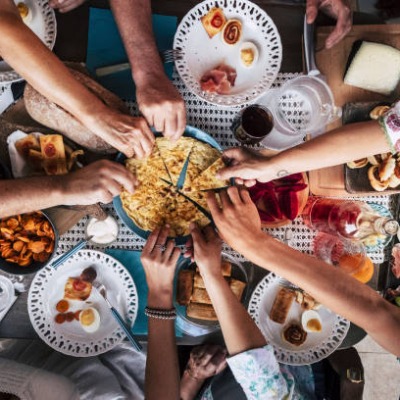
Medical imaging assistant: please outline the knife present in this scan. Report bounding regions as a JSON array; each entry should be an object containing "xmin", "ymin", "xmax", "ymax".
[
  {"xmin": 159, "ymin": 178, "xmax": 215, "ymax": 228},
  {"xmin": 176, "ymin": 145, "xmax": 193, "ymax": 190},
  {"xmin": 156, "ymin": 141, "xmax": 175, "ymax": 185}
]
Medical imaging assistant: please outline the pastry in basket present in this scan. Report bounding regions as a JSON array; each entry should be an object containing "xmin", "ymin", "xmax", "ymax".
[
  {"xmin": 14, "ymin": 133, "xmax": 84, "ymax": 176},
  {"xmin": 200, "ymin": 7, "xmax": 226, "ymax": 38},
  {"xmin": 120, "ymin": 136, "xmax": 228, "ymax": 237}
]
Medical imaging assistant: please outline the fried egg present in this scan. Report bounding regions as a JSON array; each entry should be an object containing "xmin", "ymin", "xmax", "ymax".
[{"xmin": 79, "ymin": 307, "xmax": 101, "ymax": 333}]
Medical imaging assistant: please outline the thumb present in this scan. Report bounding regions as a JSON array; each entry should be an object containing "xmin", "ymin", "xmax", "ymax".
[{"xmin": 216, "ymin": 164, "xmax": 244, "ymax": 180}]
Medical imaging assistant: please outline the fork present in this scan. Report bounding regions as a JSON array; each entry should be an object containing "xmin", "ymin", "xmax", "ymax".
[
  {"xmin": 95, "ymin": 49, "xmax": 184, "ymax": 77},
  {"xmin": 93, "ymin": 282, "xmax": 143, "ymax": 352}
]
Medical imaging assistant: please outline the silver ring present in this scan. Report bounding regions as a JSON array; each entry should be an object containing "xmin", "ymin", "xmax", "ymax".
[{"xmin": 154, "ymin": 244, "xmax": 166, "ymax": 251}]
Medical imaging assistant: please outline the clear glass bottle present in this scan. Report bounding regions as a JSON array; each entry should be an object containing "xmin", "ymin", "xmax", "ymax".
[{"xmin": 302, "ymin": 198, "xmax": 399, "ymax": 240}]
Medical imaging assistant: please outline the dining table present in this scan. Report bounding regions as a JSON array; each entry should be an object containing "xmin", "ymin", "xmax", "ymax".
[{"xmin": 0, "ymin": 0, "xmax": 397, "ymax": 354}]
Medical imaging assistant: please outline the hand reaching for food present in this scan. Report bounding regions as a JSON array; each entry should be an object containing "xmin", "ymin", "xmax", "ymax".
[
  {"xmin": 62, "ymin": 160, "xmax": 137, "ymax": 205},
  {"xmin": 217, "ymin": 147, "xmax": 271, "ymax": 186},
  {"xmin": 186, "ymin": 344, "xmax": 227, "ymax": 379},
  {"xmin": 85, "ymin": 110, "xmax": 155, "ymax": 159},
  {"xmin": 49, "ymin": 0, "xmax": 87, "ymax": 13},
  {"xmin": 188, "ymin": 223, "xmax": 223, "ymax": 279},
  {"xmin": 141, "ymin": 226, "xmax": 181, "ymax": 304},
  {"xmin": 136, "ymin": 74, "xmax": 186, "ymax": 141},
  {"xmin": 207, "ymin": 187, "xmax": 263, "ymax": 253},
  {"xmin": 306, "ymin": 0, "xmax": 352, "ymax": 49}
]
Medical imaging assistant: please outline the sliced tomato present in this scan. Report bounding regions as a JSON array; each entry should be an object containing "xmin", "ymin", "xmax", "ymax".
[
  {"xmin": 44, "ymin": 143, "xmax": 56, "ymax": 158},
  {"xmin": 72, "ymin": 278, "xmax": 87, "ymax": 292},
  {"xmin": 211, "ymin": 14, "xmax": 223, "ymax": 28}
]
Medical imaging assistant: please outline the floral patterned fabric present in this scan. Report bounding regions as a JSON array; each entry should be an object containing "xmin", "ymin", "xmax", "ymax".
[
  {"xmin": 200, "ymin": 345, "xmax": 316, "ymax": 400},
  {"xmin": 379, "ymin": 101, "xmax": 400, "ymax": 153}
]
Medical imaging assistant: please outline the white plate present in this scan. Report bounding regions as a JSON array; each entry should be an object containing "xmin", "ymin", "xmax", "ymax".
[
  {"xmin": 0, "ymin": 0, "xmax": 57, "ymax": 83},
  {"xmin": 28, "ymin": 250, "xmax": 138, "ymax": 357},
  {"xmin": 248, "ymin": 273, "xmax": 350, "ymax": 365},
  {"xmin": 173, "ymin": 0, "xmax": 282, "ymax": 106}
]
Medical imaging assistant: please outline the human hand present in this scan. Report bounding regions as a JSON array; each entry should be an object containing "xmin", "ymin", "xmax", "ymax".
[
  {"xmin": 216, "ymin": 147, "xmax": 271, "ymax": 186},
  {"xmin": 185, "ymin": 345, "xmax": 227, "ymax": 380},
  {"xmin": 136, "ymin": 74, "xmax": 186, "ymax": 141},
  {"xmin": 85, "ymin": 109, "xmax": 155, "ymax": 159},
  {"xmin": 141, "ymin": 226, "xmax": 181, "ymax": 303},
  {"xmin": 62, "ymin": 159, "xmax": 137, "ymax": 205},
  {"xmin": 185, "ymin": 224, "xmax": 222, "ymax": 279},
  {"xmin": 207, "ymin": 187, "xmax": 263, "ymax": 253},
  {"xmin": 306, "ymin": 0, "xmax": 352, "ymax": 49},
  {"xmin": 49, "ymin": 0, "xmax": 86, "ymax": 13}
]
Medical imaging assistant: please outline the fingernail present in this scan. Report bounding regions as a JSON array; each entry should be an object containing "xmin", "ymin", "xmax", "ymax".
[{"xmin": 189, "ymin": 222, "xmax": 196, "ymax": 230}]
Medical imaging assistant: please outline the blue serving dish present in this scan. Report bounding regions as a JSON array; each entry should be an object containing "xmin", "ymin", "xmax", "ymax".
[{"xmin": 113, "ymin": 125, "xmax": 223, "ymax": 245}]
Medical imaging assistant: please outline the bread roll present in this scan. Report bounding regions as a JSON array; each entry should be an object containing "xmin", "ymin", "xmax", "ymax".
[
  {"xmin": 177, "ymin": 270, "xmax": 194, "ymax": 306},
  {"xmin": 24, "ymin": 69, "xmax": 129, "ymax": 154},
  {"xmin": 269, "ymin": 287, "xmax": 295, "ymax": 324}
]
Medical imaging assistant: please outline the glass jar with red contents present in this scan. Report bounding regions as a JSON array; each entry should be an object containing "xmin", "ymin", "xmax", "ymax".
[{"xmin": 302, "ymin": 198, "xmax": 399, "ymax": 240}]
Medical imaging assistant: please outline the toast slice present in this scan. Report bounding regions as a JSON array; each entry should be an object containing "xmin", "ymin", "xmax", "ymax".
[{"xmin": 187, "ymin": 302, "xmax": 217, "ymax": 321}]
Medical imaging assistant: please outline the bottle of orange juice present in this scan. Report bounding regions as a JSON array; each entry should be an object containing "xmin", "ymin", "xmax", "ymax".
[{"xmin": 313, "ymin": 232, "xmax": 374, "ymax": 283}]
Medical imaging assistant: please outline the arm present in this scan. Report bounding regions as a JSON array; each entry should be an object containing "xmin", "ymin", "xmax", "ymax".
[
  {"xmin": 110, "ymin": 0, "xmax": 186, "ymax": 140},
  {"xmin": 218, "ymin": 120, "xmax": 389, "ymax": 185},
  {"xmin": 141, "ymin": 226, "xmax": 181, "ymax": 400},
  {"xmin": 208, "ymin": 187, "xmax": 400, "ymax": 356},
  {"xmin": 307, "ymin": 0, "xmax": 352, "ymax": 49},
  {"xmin": 190, "ymin": 224, "xmax": 266, "ymax": 356},
  {"xmin": 0, "ymin": 160, "xmax": 136, "ymax": 217},
  {"xmin": 0, "ymin": 0, "xmax": 154, "ymax": 158}
]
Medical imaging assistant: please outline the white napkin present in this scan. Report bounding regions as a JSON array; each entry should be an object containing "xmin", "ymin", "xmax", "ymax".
[{"xmin": 7, "ymin": 130, "xmax": 43, "ymax": 178}]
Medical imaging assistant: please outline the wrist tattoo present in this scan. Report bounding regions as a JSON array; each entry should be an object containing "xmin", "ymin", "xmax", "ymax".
[{"xmin": 277, "ymin": 169, "xmax": 290, "ymax": 178}]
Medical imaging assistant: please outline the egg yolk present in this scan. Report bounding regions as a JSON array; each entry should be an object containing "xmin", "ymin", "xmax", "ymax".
[
  {"xmin": 241, "ymin": 48, "xmax": 255, "ymax": 66},
  {"xmin": 307, "ymin": 318, "xmax": 322, "ymax": 332},
  {"xmin": 80, "ymin": 309, "xmax": 95, "ymax": 326}
]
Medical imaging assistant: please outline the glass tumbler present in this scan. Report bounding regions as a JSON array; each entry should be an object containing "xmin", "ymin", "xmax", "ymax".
[{"xmin": 313, "ymin": 232, "xmax": 374, "ymax": 283}]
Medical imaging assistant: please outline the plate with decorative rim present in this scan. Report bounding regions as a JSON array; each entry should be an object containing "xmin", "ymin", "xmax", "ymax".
[
  {"xmin": 173, "ymin": 0, "xmax": 282, "ymax": 107},
  {"xmin": 0, "ymin": 0, "xmax": 57, "ymax": 83},
  {"xmin": 28, "ymin": 249, "xmax": 138, "ymax": 357},
  {"xmin": 248, "ymin": 273, "xmax": 350, "ymax": 365}
]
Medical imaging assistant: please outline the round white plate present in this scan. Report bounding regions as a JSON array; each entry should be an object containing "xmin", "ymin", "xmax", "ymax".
[
  {"xmin": 28, "ymin": 250, "xmax": 138, "ymax": 357},
  {"xmin": 248, "ymin": 273, "xmax": 350, "ymax": 365},
  {"xmin": 173, "ymin": 0, "xmax": 282, "ymax": 106},
  {"xmin": 0, "ymin": 0, "xmax": 57, "ymax": 83}
]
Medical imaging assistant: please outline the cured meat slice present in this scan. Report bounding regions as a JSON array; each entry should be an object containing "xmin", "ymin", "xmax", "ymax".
[{"xmin": 200, "ymin": 63, "xmax": 237, "ymax": 95}]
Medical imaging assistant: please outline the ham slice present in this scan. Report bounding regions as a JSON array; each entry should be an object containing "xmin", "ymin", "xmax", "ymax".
[{"xmin": 200, "ymin": 63, "xmax": 237, "ymax": 94}]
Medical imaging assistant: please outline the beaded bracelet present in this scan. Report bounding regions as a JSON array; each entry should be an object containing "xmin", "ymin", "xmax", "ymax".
[{"xmin": 144, "ymin": 306, "xmax": 177, "ymax": 320}]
